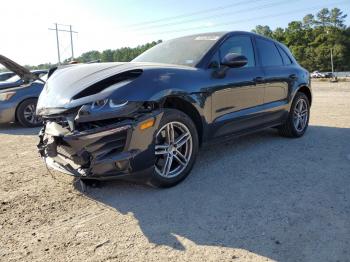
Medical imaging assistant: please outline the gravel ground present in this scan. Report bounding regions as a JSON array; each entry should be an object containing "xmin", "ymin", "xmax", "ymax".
[{"xmin": 0, "ymin": 81, "xmax": 349, "ymax": 262}]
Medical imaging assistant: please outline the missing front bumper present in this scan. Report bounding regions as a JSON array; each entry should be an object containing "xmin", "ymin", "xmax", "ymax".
[{"xmin": 38, "ymin": 110, "xmax": 163, "ymax": 180}]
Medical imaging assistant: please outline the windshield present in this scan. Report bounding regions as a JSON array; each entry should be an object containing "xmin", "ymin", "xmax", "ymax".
[{"xmin": 132, "ymin": 34, "xmax": 221, "ymax": 67}]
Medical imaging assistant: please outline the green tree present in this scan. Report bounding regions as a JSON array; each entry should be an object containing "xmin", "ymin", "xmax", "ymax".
[
  {"xmin": 78, "ymin": 50, "xmax": 101, "ymax": 63},
  {"xmin": 303, "ymin": 14, "xmax": 315, "ymax": 28},
  {"xmin": 316, "ymin": 8, "xmax": 331, "ymax": 27},
  {"xmin": 284, "ymin": 21, "xmax": 306, "ymax": 46},
  {"xmin": 252, "ymin": 25, "xmax": 273, "ymax": 37},
  {"xmin": 252, "ymin": 8, "xmax": 349, "ymax": 72},
  {"xmin": 330, "ymin": 8, "xmax": 347, "ymax": 28},
  {"xmin": 73, "ymin": 41, "xmax": 161, "ymax": 64},
  {"xmin": 272, "ymin": 27, "xmax": 285, "ymax": 42},
  {"xmin": 101, "ymin": 49, "xmax": 114, "ymax": 62}
]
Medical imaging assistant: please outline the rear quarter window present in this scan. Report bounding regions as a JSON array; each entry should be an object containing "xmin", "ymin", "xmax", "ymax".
[
  {"xmin": 256, "ymin": 38, "xmax": 283, "ymax": 67},
  {"xmin": 277, "ymin": 45, "xmax": 293, "ymax": 65}
]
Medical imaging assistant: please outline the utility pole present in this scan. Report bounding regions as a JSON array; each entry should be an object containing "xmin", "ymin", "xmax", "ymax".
[
  {"xmin": 330, "ymin": 48, "xmax": 334, "ymax": 75},
  {"xmin": 49, "ymin": 23, "xmax": 78, "ymax": 64},
  {"xmin": 54, "ymin": 23, "xmax": 61, "ymax": 64},
  {"xmin": 70, "ymin": 25, "xmax": 74, "ymax": 59}
]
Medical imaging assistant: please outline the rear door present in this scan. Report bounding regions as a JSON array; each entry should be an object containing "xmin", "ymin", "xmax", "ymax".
[{"xmin": 255, "ymin": 37, "xmax": 292, "ymax": 122}]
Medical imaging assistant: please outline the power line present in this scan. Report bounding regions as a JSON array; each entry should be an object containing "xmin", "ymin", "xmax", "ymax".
[
  {"xmin": 131, "ymin": 0, "xmax": 296, "ymax": 32},
  {"xmin": 126, "ymin": 0, "xmax": 267, "ymax": 28},
  {"xmin": 138, "ymin": 0, "xmax": 347, "ymax": 36},
  {"xmin": 48, "ymin": 23, "xmax": 78, "ymax": 64}
]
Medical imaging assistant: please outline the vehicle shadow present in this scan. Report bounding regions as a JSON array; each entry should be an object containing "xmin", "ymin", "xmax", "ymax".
[
  {"xmin": 0, "ymin": 123, "xmax": 41, "ymax": 135},
  {"xmin": 78, "ymin": 126, "xmax": 350, "ymax": 261}
]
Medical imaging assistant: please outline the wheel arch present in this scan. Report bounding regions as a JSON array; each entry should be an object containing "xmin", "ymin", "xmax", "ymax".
[
  {"xmin": 161, "ymin": 96, "xmax": 204, "ymax": 146},
  {"xmin": 296, "ymin": 86, "xmax": 312, "ymax": 106}
]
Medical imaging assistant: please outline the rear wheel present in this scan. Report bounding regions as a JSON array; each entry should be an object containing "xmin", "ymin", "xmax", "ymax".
[
  {"xmin": 16, "ymin": 98, "xmax": 42, "ymax": 127},
  {"xmin": 149, "ymin": 109, "xmax": 199, "ymax": 188},
  {"xmin": 278, "ymin": 92, "xmax": 310, "ymax": 138}
]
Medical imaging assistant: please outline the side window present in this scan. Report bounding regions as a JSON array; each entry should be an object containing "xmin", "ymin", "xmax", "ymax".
[
  {"xmin": 256, "ymin": 38, "xmax": 283, "ymax": 67},
  {"xmin": 277, "ymin": 45, "xmax": 292, "ymax": 65},
  {"xmin": 218, "ymin": 36, "xmax": 255, "ymax": 67}
]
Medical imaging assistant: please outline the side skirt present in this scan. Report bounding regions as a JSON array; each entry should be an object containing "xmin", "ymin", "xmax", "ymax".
[{"xmin": 202, "ymin": 120, "xmax": 284, "ymax": 148}]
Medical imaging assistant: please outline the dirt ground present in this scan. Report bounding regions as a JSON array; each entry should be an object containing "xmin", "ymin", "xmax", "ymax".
[{"xmin": 0, "ymin": 81, "xmax": 349, "ymax": 262}]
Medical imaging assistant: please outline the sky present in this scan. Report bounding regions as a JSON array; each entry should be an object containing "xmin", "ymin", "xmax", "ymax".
[{"xmin": 0, "ymin": 0, "xmax": 349, "ymax": 66}]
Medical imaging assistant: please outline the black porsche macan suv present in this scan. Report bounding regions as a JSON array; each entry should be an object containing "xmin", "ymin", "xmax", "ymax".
[{"xmin": 37, "ymin": 31, "xmax": 311, "ymax": 188}]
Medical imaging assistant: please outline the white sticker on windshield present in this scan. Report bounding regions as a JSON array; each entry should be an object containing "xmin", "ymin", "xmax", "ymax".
[{"xmin": 195, "ymin": 36, "xmax": 220, "ymax": 41}]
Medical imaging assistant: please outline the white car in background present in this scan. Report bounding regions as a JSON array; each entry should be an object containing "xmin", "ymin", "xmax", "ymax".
[{"xmin": 311, "ymin": 71, "xmax": 325, "ymax": 78}]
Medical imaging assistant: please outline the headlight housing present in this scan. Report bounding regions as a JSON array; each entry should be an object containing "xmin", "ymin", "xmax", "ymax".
[
  {"xmin": 91, "ymin": 99, "xmax": 128, "ymax": 111},
  {"xmin": 0, "ymin": 91, "xmax": 16, "ymax": 101},
  {"xmin": 75, "ymin": 99, "xmax": 142, "ymax": 123}
]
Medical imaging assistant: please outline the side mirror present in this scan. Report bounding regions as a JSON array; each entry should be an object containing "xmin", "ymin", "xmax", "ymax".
[{"xmin": 221, "ymin": 53, "xmax": 248, "ymax": 68}]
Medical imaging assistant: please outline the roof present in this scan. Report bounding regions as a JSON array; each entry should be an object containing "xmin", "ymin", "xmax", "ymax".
[{"xmin": 171, "ymin": 31, "xmax": 281, "ymax": 45}]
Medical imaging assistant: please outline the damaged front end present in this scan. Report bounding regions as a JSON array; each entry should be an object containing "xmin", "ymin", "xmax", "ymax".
[
  {"xmin": 36, "ymin": 64, "xmax": 167, "ymax": 180},
  {"xmin": 37, "ymin": 101, "xmax": 163, "ymax": 180}
]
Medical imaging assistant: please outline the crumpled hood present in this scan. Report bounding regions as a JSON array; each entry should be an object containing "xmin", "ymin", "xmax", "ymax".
[
  {"xmin": 37, "ymin": 62, "xmax": 193, "ymax": 115},
  {"xmin": 37, "ymin": 62, "xmax": 140, "ymax": 114}
]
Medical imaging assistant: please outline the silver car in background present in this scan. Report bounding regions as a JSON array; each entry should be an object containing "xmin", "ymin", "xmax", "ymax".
[{"xmin": 0, "ymin": 55, "xmax": 47, "ymax": 127}]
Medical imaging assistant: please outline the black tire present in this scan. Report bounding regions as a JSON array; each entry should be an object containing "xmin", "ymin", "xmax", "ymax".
[
  {"xmin": 278, "ymin": 92, "xmax": 310, "ymax": 138},
  {"xmin": 149, "ymin": 109, "xmax": 199, "ymax": 188},
  {"xmin": 16, "ymin": 98, "xmax": 42, "ymax": 127}
]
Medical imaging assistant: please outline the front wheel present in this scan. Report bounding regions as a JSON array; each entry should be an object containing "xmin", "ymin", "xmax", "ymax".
[
  {"xmin": 149, "ymin": 109, "xmax": 199, "ymax": 188},
  {"xmin": 278, "ymin": 92, "xmax": 310, "ymax": 138}
]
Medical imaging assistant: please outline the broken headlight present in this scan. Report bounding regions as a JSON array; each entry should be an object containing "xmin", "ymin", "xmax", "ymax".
[
  {"xmin": 91, "ymin": 99, "xmax": 128, "ymax": 111},
  {"xmin": 75, "ymin": 99, "xmax": 141, "ymax": 123}
]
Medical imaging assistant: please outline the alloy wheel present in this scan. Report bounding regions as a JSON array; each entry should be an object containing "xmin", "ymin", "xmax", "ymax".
[
  {"xmin": 293, "ymin": 98, "xmax": 308, "ymax": 132},
  {"xmin": 155, "ymin": 121, "xmax": 193, "ymax": 178},
  {"xmin": 23, "ymin": 103, "xmax": 41, "ymax": 125}
]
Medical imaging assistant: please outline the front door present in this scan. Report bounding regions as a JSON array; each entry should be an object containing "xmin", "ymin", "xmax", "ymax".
[{"xmin": 210, "ymin": 35, "xmax": 265, "ymax": 137}]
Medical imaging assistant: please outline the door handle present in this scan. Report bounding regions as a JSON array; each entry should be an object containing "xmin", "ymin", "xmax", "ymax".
[
  {"xmin": 254, "ymin": 76, "xmax": 264, "ymax": 83},
  {"xmin": 289, "ymin": 74, "xmax": 298, "ymax": 80}
]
